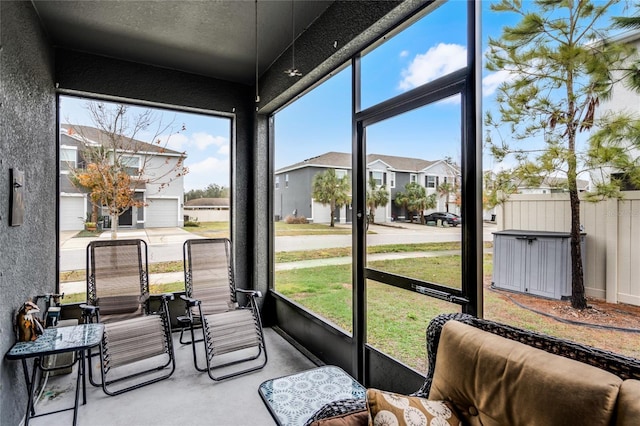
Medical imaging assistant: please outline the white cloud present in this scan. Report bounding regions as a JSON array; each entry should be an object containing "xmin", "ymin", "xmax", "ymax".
[
  {"xmin": 399, "ymin": 50, "xmax": 409, "ymax": 58},
  {"xmin": 192, "ymin": 132, "xmax": 227, "ymax": 151},
  {"xmin": 157, "ymin": 131, "xmax": 228, "ymax": 154},
  {"xmin": 482, "ymin": 70, "xmax": 513, "ymax": 96},
  {"xmin": 161, "ymin": 133, "xmax": 189, "ymax": 152},
  {"xmin": 398, "ymin": 43, "xmax": 467, "ymax": 91},
  {"xmin": 185, "ymin": 156, "xmax": 230, "ymax": 190},
  {"xmin": 218, "ymin": 144, "xmax": 229, "ymax": 155}
]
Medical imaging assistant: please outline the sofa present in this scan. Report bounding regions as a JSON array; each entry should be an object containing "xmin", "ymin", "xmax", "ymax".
[{"xmin": 306, "ymin": 312, "xmax": 640, "ymax": 426}]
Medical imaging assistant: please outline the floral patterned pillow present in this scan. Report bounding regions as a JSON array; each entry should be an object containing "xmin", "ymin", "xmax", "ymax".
[{"xmin": 366, "ymin": 389, "xmax": 461, "ymax": 426}]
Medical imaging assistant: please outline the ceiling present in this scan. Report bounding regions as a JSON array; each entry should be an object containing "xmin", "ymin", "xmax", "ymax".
[{"xmin": 32, "ymin": 0, "xmax": 334, "ymax": 85}]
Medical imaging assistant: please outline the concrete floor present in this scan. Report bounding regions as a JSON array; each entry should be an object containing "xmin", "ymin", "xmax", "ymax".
[{"xmin": 25, "ymin": 328, "xmax": 318, "ymax": 426}]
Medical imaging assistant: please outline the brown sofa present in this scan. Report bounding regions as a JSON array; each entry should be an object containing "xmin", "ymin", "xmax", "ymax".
[{"xmin": 307, "ymin": 313, "xmax": 640, "ymax": 426}]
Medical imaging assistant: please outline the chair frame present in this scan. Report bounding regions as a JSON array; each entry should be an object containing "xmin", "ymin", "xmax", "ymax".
[
  {"xmin": 82, "ymin": 238, "xmax": 175, "ymax": 395},
  {"xmin": 181, "ymin": 238, "xmax": 267, "ymax": 380}
]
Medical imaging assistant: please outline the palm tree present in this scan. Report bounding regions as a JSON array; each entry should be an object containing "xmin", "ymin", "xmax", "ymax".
[
  {"xmin": 366, "ymin": 178, "xmax": 389, "ymax": 224},
  {"xmin": 395, "ymin": 182, "xmax": 435, "ymax": 223},
  {"xmin": 436, "ymin": 181, "xmax": 455, "ymax": 212},
  {"xmin": 312, "ymin": 169, "xmax": 350, "ymax": 227}
]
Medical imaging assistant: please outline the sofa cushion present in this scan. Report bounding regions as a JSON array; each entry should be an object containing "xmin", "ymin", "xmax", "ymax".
[
  {"xmin": 366, "ymin": 388, "xmax": 461, "ymax": 426},
  {"xmin": 616, "ymin": 379, "xmax": 640, "ymax": 426},
  {"xmin": 429, "ymin": 321, "xmax": 623, "ymax": 426}
]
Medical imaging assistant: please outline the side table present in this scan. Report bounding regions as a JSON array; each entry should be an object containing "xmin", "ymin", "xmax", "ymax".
[
  {"xmin": 259, "ymin": 365, "xmax": 366, "ymax": 426},
  {"xmin": 5, "ymin": 323, "xmax": 104, "ymax": 426}
]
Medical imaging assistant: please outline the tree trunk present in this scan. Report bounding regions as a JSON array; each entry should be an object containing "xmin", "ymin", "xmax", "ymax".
[
  {"xmin": 91, "ymin": 204, "xmax": 99, "ymax": 224},
  {"xmin": 329, "ymin": 202, "xmax": 335, "ymax": 227},
  {"xmin": 569, "ymin": 187, "xmax": 587, "ymax": 309},
  {"xmin": 110, "ymin": 213, "xmax": 118, "ymax": 239}
]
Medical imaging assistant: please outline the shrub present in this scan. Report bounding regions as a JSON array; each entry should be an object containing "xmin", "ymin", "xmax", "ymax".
[
  {"xmin": 284, "ymin": 215, "xmax": 308, "ymax": 224},
  {"xmin": 184, "ymin": 219, "xmax": 200, "ymax": 227}
]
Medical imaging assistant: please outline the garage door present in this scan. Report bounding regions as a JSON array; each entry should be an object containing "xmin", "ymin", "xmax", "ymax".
[
  {"xmin": 146, "ymin": 198, "xmax": 178, "ymax": 228},
  {"xmin": 60, "ymin": 195, "xmax": 85, "ymax": 231}
]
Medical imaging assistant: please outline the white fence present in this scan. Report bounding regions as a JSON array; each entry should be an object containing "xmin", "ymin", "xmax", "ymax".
[
  {"xmin": 496, "ymin": 191, "xmax": 640, "ymax": 306},
  {"xmin": 183, "ymin": 208, "xmax": 229, "ymax": 223}
]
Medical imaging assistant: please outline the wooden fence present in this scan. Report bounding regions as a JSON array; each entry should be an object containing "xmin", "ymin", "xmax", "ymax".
[{"xmin": 496, "ymin": 191, "xmax": 640, "ymax": 306}]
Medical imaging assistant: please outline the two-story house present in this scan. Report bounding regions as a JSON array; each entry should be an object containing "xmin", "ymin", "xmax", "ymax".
[
  {"xmin": 274, "ymin": 151, "xmax": 460, "ymax": 224},
  {"xmin": 59, "ymin": 124, "xmax": 187, "ymax": 231}
]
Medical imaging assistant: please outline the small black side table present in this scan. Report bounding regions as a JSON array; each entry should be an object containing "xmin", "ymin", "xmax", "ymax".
[{"xmin": 6, "ymin": 323, "xmax": 104, "ymax": 426}]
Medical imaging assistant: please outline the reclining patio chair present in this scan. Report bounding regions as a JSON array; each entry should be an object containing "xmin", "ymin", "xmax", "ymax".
[
  {"xmin": 81, "ymin": 239, "xmax": 175, "ymax": 395},
  {"xmin": 181, "ymin": 238, "xmax": 267, "ymax": 380}
]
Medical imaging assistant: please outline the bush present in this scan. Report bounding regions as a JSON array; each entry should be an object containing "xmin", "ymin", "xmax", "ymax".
[
  {"xmin": 184, "ymin": 219, "xmax": 200, "ymax": 227},
  {"xmin": 284, "ymin": 215, "xmax": 308, "ymax": 224}
]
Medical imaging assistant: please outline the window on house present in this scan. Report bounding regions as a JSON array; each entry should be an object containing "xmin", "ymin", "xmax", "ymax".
[
  {"xmin": 121, "ymin": 155, "xmax": 141, "ymax": 176},
  {"xmin": 60, "ymin": 147, "xmax": 77, "ymax": 172},
  {"xmin": 275, "ymin": 175, "xmax": 280, "ymax": 189},
  {"xmin": 410, "ymin": 173, "xmax": 417, "ymax": 183},
  {"xmin": 336, "ymin": 169, "xmax": 348, "ymax": 179},
  {"xmin": 371, "ymin": 171, "xmax": 385, "ymax": 186},
  {"xmin": 426, "ymin": 175, "xmax": 438, "ymax": 188},
  {"xmin": 285, "ymin": 174, "xmax": 289, "ymax": 188},
  {"xmin": 389, "ymin": 172, "xmax": 396, "ymax": 188}
]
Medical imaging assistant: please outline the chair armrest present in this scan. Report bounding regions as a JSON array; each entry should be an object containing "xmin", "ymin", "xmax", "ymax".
[
  {"xmin": 79, "ymin": 303, "xmax": 99, "ymax": 323},
  {"xmin": 236, "ymin": 288, "xmax": 262, "ymax": 298},
  {"xmin": 151, "ymin": 293, "xmax": 175, "ymax": 302},
  {"xmin": 79, "ymin": 303, "xmax": 99, "ymax": 315},
  {"xmin": 180, "ymin": 294, "xmax": 200, "ymax": 307}
]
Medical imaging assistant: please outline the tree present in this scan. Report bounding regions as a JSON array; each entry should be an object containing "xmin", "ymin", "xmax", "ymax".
[
  {"xmin": 68, "ymin": 102, "xmax": 188, "ymax": 238},
  {"xmin": 394, "ymin": 182, "xmax": 436, "ymax": 224},
  {"xmin": 366, "ymin": 178, "xmax": 390, "ymax": 224},
  {"xmin": 312, "ymin": 169, "xmax": 350, "ymax": 227},
  {"xmin": 485, "ymin": 0, "xmax": 639, "ymax": 309},
  {"xmin": 184, "ymin": 183, "xmax": 229, "ymax": 201},
  {"xmin": 436, "ymin": 181, "xmax": 457, "ymax": 213}
]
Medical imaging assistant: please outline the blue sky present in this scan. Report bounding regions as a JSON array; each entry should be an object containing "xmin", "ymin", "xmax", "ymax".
[{"xmin": 60, "ymin": 0, "xmax": 631, "ymax": 190}]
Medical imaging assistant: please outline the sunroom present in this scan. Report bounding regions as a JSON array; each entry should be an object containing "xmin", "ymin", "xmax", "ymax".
[{"xmin": 4, "ymin": 1, "xmax": 637, "ymax": 425}]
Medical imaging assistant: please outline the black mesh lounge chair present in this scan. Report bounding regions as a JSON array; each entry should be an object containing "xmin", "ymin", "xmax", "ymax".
[
  {"xmin": 181, "ymin": 238, "xmax": 267, "ymax": 380},
  {"xmin": 81, "ymin": 239, "xmax": 175, "ymax": 395}
]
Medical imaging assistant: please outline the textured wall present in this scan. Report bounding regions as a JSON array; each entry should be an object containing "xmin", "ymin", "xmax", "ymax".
[{"xmin": 0, "ymin": 2, "xmax": 56, "ymax": 424}]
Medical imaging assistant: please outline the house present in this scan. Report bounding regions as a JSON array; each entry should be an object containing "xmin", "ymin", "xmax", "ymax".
[
  {"xmin": 593, "ymin": 29, "xmax": 640, "ymax": 190},
  {"xmin": 59, "ymin": 124, "xmax": 187, "ymax": 230},
  {"xmin": 274, "ymin": 151, "xmax": 460, "ymax": 224}
]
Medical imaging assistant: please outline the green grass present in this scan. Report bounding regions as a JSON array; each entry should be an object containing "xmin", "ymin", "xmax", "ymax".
[
  {"xmin": 61, "ymin": 281, "xmax": 185, "ymax": 304},
  {"xmin": 275, "ymin": 255, "xmax": 471, "ymax": 370},
  {"xmin": 274, "ymin": 253, "xmax": 640, "ymax": 370}
]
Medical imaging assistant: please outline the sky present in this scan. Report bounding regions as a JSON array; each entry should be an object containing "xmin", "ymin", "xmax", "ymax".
[{"xmin": 60, "ymin": 0, "xmax": 631, "ymax": 191}]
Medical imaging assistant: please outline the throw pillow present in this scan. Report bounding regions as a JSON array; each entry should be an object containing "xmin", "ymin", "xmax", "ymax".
[
  {"xmin": 309, "ymin": 409, "xmax": 368, "ymax": 426},
  {"xmin": 366, "ymin": 388, "xmax": 461, "ymax": 426}
]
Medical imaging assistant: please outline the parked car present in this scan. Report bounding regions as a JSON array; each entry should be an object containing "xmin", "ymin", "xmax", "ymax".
[{"xmin": 424, "ymin": 212, "xmax": 461, "ymax": 227}]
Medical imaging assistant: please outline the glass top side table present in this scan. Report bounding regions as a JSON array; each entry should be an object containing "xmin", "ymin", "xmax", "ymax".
[
  {"xmin": 259, "ymin": 365, "xmax": 366, "ymax": 426},
  {"xmin": 5, "ymin": 323, "xmax": 104, "ymax": 426}
]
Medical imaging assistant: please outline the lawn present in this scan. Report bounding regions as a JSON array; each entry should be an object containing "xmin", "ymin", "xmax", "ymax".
[{"xmin": 275, "ymin": 254, "xmax": 640, "ymax": 371}]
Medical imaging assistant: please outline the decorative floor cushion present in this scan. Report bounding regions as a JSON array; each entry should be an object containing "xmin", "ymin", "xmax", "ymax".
[{"xmin": 366, "ymin": 388, "xmax": 461, "ymax": 426}]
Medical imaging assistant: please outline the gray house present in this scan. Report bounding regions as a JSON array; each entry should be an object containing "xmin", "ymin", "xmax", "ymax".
[
  {"xmin": 275, "ymin": 151, "xmax": 460, "ymax": 224},
  {"xmin": 59, "ymin": 124, "xmax": 187, "ymax": 230}
]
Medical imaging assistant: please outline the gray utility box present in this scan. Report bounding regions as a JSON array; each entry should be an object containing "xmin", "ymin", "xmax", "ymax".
[{"xmin": 492, "ymin": 230, "xmax": 586, "ymax": 300}]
